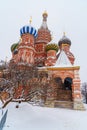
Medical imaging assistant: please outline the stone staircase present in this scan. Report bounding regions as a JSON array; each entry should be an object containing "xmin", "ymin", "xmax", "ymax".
[
  {"xmin": 45, "ymin": 100, "xmax": 73, "ymax": 109},
  {"xmin": 54, "ymin": 100, "xmax": 73, "ymax": 109},
  {"xmin": 45, "ymin": 100, "xmax": 55, "ymax": 108}
]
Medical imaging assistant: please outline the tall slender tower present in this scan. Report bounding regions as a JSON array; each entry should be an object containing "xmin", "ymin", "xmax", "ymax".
[
  {"xmin": 35, "ymin": 11, "xmax": 51, "ymax": 67},
  {"xmin": 17, "ymin": 21, "xmax": 37, "ymax": 65}
]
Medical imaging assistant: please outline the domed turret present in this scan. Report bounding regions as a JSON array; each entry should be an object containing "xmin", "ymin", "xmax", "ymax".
[
  {"xmin": 45, "ymin": 43, "xmax": 58, "ymax": 52},
  {"xmin": 58, "ymin": 32, "xmax": 71, "ymax": 46},
  {"xmin": 17, "ymin": 20, "xmax": 38, "ymax": 65},
  {"xmin": 11, "ymin": 43, "xmax": 19, "ymax": 54},
  {"xmin": 10, "ymin": 43, "xmax": 19, "ymax": 63},
  {"xmin": 58, "ymin": 33, "xmax": 71, "ymax": 52},
  {"xmin": 20, "ymin": 25, "xmax": 37, "ymax": 38},
  {"xmin": 19, "ymin": 18, "xmax": 38, "ymax": 48},
  {"xmin": 57, "ymin": 33, "xmax": 75, "ymax": 65},
  {"xmin": 45, "ymin": 43, "xmax": 58, "ymax": 66}
]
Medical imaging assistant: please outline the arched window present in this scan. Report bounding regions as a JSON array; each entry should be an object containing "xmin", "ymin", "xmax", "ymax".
[{"xmin": 64, "ymin": 77, "xmax": 72, "ymax": 90}]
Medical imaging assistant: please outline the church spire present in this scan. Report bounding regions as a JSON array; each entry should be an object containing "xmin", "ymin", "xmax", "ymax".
[
  {"xmin": 42, "ymin": 10, "xmax": 48, "ymax": 22},
  {"xmin": 41, "ymin": 11, "xmax": 48, "ymax": 29},
  {"xmin": 63, "ymin": 32, "xmax": 66, "ymax": 36},
  {"xmin": 29, "ymin": 16, "xmax": 32, "ymax": 25}
]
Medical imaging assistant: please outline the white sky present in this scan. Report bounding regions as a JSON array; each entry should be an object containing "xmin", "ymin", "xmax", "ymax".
[{"xmin": 0, "ymin": 0, "xmax": 87, "ymax": 82}]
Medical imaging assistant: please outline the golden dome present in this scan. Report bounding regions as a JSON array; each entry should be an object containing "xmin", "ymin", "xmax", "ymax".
[
  {"xmin": 42, "ymin": 10, "xmax": 48, "ymax": 17},
  {"xmin": 46, "ymin": 43, "xmax": 58, "ymax": 52}
]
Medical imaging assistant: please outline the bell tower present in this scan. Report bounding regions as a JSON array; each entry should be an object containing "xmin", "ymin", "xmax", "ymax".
[{"xmin": 35, "ymin": 11, "xmax": 51, "ymax": 67}]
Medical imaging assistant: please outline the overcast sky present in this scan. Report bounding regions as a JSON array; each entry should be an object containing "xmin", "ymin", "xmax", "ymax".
[{"xmin": 0, "ymin": 0, "xmax": 87, "ymax": 82}]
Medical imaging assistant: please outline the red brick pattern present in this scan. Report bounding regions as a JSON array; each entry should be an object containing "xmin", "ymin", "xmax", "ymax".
[{"xmin": 8, "ymin": 12, "xmax": 84, "ymax": 110}]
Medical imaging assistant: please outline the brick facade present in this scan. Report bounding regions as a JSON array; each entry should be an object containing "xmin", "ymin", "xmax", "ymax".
[{"xmin": 0, "ymin": 11, "xmax": 85, "ymax": 110}]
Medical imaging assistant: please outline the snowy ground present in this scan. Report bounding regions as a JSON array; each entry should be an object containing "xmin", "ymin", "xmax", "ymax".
[{"xmin": 0, "ymin": 102, "xmax": 87, "ymax": 130}]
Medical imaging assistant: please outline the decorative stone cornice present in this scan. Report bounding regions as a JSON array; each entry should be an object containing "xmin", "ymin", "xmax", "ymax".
[{"xmin": 47, "ymin": 66, "xmax": 80, "ymax": 71}]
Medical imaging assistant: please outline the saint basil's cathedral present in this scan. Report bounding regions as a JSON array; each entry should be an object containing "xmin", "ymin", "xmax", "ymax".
[{"xmin": 0, "ymin": 11, "xmax": 85, "ymax": 110}]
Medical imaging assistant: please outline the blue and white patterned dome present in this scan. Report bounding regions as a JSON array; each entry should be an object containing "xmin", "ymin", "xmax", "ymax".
[{"xmin": 20, "ymin": 25, "xmax": 38, "ymax": 38}]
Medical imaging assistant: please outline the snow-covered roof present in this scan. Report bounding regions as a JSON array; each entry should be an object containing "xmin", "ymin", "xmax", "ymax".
[{"xmin": 54, "ymin": 50, "xmax": 72, "ymax": 67}]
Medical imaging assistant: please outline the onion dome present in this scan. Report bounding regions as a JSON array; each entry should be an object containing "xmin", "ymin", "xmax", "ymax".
[
  {"xmin": 11, "ymin": 43, "xmax": 19, "ymax": 52},
  {"xmin": 45, "ymin": 43, "xmax": 58, "ymax": 52},
  {"xmin": 42, "ymin": 10, "xmax": 48, "ymax": 17},
  {"xmin": 20, "ymin": 25, "xmax": 38, "ymax": 38},
  {"xmin": 58, "ymin": 32, "xmax": 71, "ymax": 46},
  {"xmin": 11, "ymin": 43, "xmax": 18, "ymax": 55}
]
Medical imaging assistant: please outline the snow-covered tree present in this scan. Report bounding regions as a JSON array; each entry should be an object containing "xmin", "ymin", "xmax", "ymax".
[{"xmin": 81, "ymin": 82, "xmax": 87, "ymax": 104}]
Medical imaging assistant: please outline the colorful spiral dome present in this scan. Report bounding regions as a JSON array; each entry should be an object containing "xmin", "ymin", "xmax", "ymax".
[
  {"xmin": 11, "ymin": 43, "xmax": 19, "ymax": 52},
  {"xmin": 58, "ymin": 34, "xmax": 71, "ymax": 46},
  {"xmin": 20, "ymin": 25, "xmax": 38, "ymax": 38},
  {"xmin": 46, "ymin": 43, "xmax": 58, "ymax": 52}
]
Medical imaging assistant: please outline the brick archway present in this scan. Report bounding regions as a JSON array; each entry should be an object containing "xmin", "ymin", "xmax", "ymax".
[
  {"xmin": 54, "ymin": 77, "xmax": 63, "ymax": 89},
  {"xmin": 64, "ymin": 77, "xmax": 72, "ymax": 90},
  {"xmin": 53, "ymin": 76, "xmax": 72, "ymax": 101},
  {"xmin": 52, "ymin": 70, "xmax": 74, "ymax": 82}
]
